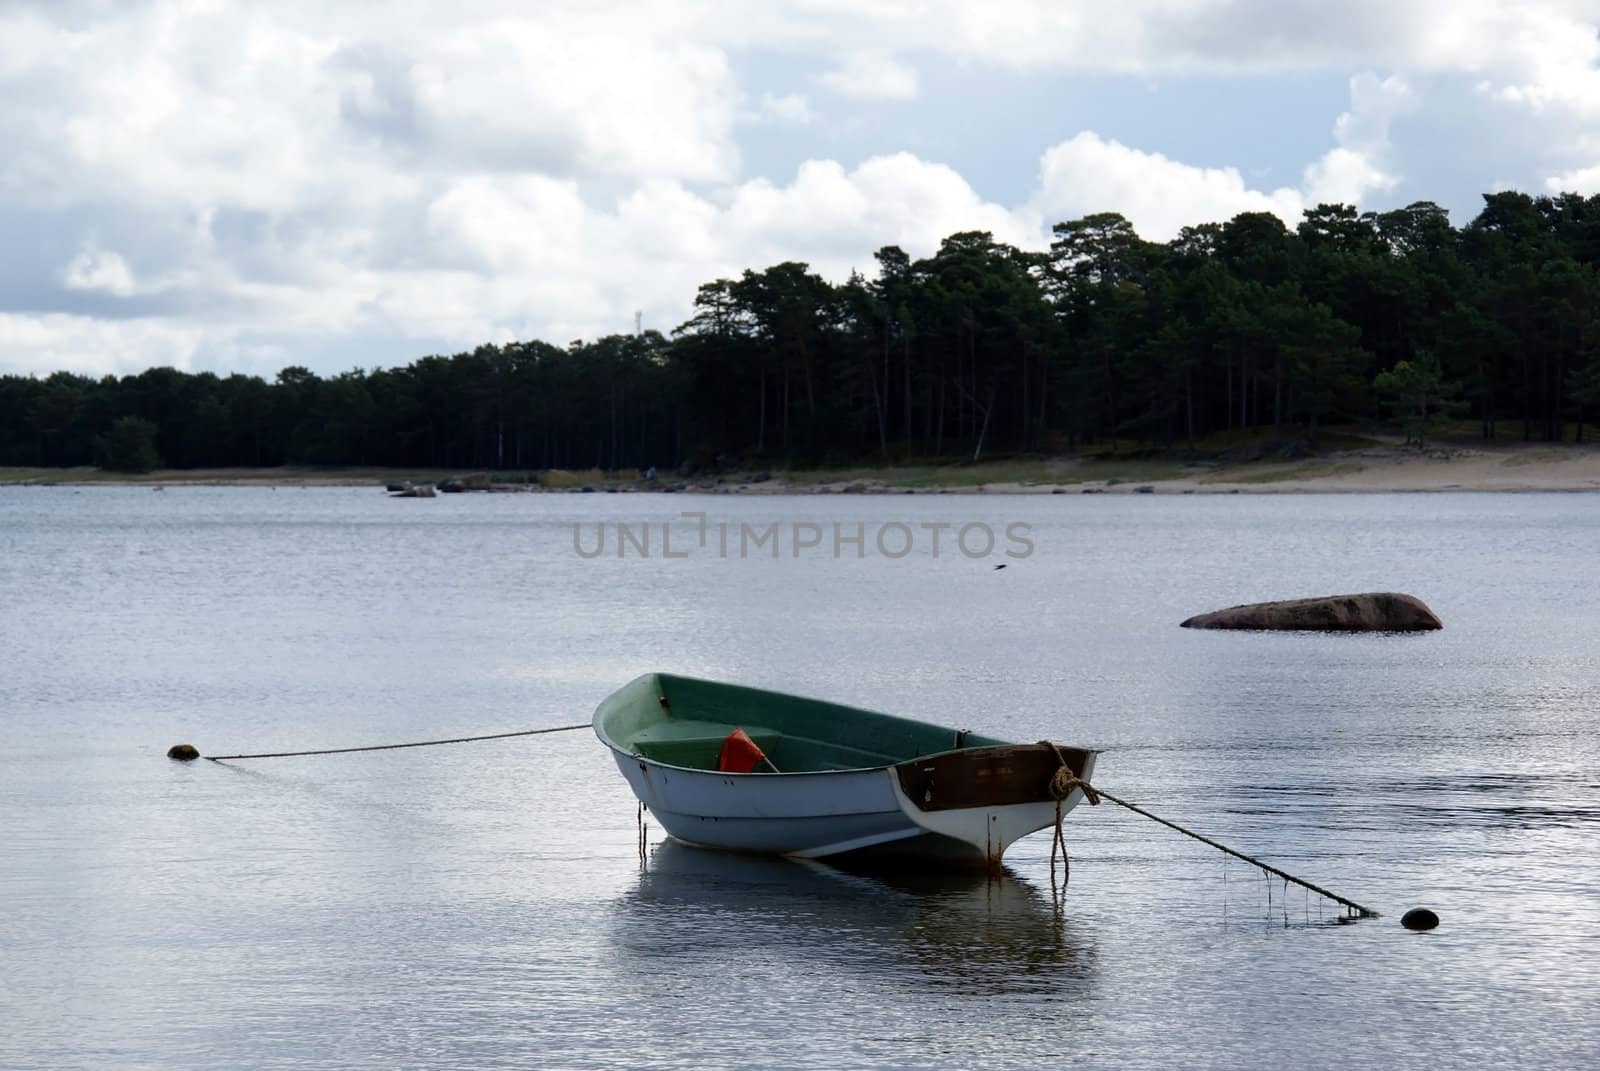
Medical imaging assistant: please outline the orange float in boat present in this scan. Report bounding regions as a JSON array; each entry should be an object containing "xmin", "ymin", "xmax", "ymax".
[{"xmin": 717, "ymin": 727, "xmax": 768, "ymax": 773}]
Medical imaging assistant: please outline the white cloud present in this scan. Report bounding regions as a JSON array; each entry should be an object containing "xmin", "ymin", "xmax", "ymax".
[
  {"xmin": 1545, "ymin": 164, "xmax": 1600, "ymax": 193},
  {"xmin": 23, "ymin": 89, "xmax": 1430, "ymax": 371},
  {"xmin": 1302, "ymin": 148, "xmax": 1393, "ymax": 207},
  {"xmin": 754, "ymin": 92, "xmax": 817, "ymax": 123},
  {"xmin": 0, "ymin": 314, "xmax": 206, "ymax": 377},
  {"xmin": 1030, "ymin": 72, "xmax": 1419, "ymax": 240},
  {"xmin": 6, "ymin": 1, "xmax": 1600, "ymax": 377},
  {"xmin": 818, "ymin": 51, "xmax": 919, "ymax": 100},
  {"xmin": 62, "ymin": 247, "xmax": 140, "ymax": 298},
  {"xmin": 1452, "ymin": 2, "xmax": 1600, "ymax": 116},
  {"xmin": 413, "ymin": 155, "xmax": 1027, "ymax": 342},
  {"xmin": 1303, "ymin": 73, "xmax": 1414, "ymax": 205},
  {"xmin": 1030, "ymin": 133, "xmax": 1305, "ymax": 240},
  {"xmin": 408, "ymin": 17, "xmax": 740, "ymax": 182},
  {"xmin": 427, "ymin": 175, "xmax": 591, "ymax": 274},
  {"xmin": 0, "ymin": 2, "xmax": 743, "ymax": 220},
  {"xmin": 723, "ymin": 155, "xmax": 1030, "ymax": 264},
  {"xmin": 844, "ymin": 1, "xmax": 1600, "ymax": 86},
  {"xmin": 8, "ymin": 151, "xmax": 1032, "ymax": 371}
]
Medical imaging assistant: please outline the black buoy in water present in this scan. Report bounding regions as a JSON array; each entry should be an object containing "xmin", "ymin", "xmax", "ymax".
[
  {"xmin": 167, "ymin": 744, "xmax": 199, "ymax": 761},
  {"xmin": 1401, "ymin": 907, "xmax": 1439, "ymax": 931}
]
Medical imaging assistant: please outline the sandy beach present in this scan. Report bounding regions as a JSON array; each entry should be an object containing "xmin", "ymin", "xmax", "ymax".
[
  {"xmin": 968, "ymin": 441, "xmax": 1600, "ymax": 494},
  {"xmin": 5, "ymin": 436, "xmax": 1599, "ymax": 494}
]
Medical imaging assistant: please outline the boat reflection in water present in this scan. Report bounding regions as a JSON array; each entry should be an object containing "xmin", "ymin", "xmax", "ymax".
[{"xmin": 613, "ymin": 839, "xmax": 1097, "ymax": 998}]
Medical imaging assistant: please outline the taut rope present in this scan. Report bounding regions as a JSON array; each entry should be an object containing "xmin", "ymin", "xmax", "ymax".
[
  {"xmin": 1039, "ymin": 742, "xmax": 1377, "ymax": 919},
  {"xmin": 204, "ymin": 723, "xmax": 591, "ymax": 762}
]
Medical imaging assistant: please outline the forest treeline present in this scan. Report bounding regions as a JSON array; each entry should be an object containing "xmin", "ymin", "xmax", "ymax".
[{"xmin": 5, "ymin": 189, "xmax": 1600, "ymax": 473}]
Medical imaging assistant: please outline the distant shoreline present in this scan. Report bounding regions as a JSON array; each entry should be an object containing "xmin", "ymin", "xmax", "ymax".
[{"xmin": 5, "ymin": 438, "xmax": 1600, "ymax": 494}]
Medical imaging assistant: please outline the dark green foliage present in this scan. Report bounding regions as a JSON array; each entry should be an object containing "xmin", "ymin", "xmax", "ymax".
[
  {"xmin": 4, "ymin": 188, "xmax": 1600, "ymax": 472},
  {"xmin": 1374, "ymin": 352, "xmax": 1462, "ymax": 447},
  {"xmin": 95, "ymin": 416, "xmax": 161, "ymax": 473}
]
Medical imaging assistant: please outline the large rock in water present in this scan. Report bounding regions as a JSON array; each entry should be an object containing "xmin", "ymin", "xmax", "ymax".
[{"xmin": 1181, "ymin": 593, "xmax": 1441, "ymax": 632}]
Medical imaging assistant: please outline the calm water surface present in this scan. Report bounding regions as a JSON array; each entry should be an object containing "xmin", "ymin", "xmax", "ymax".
[{"xmin": 2, "ymin": 487, "xmax": 1597, "ymax": 1069}]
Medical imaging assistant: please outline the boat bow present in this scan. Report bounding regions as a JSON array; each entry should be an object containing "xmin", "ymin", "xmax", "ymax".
[{"xmin": 888, "ymin": 743, "xmax": 1098, "ymax": 868}]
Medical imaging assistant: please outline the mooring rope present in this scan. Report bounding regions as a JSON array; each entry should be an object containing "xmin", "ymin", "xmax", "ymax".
[
  {"xmin": 1042, "ymin": 741, "xmax": 1101, "ymax": 888},
  {"xmin": 204, "ymin": 723, "xmax": 591, "ymax": 762},
  {"xmin": 1039, "ymin": 742, "xmax": 1377, "ymax": 919},
  {"xmin": 1094, "ymin": 786, "xmax": 1378, "ymax": 918},
  {"xmin": 198, "ymin": 726, "xmax": 1375, "ymax": 919}
]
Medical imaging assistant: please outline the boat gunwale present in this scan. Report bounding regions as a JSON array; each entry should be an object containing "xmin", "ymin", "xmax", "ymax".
[
  {"xmin": 599, "ymin": 738, "xmax": 1036, "ymax": 779},
  {"xmin": 592, "ymin": 672, "xmax": 1099, "ymax": 780}
]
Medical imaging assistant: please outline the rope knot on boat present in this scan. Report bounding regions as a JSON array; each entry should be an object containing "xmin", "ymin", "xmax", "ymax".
[
  {"xmin": 1040, "ymin": 741, "xmax": 1100, "ymax": 806},
  {"xmin": 1040, "ymin": 741, "xmax": 1098, "ymax": 887}
]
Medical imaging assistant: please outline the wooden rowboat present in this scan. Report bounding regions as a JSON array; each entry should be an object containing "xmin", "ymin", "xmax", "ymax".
[{"xmin": 593, "ymin": 673, "xmax": 1098, "ymax": 869}]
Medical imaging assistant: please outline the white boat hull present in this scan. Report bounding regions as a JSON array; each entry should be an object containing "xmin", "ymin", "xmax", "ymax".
[{"xmin": 608, "ymin": 747, "xmax": 1097, "ymax": 866}]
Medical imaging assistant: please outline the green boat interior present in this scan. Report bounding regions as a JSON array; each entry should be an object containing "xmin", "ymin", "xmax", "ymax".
[{"xmin": 594, "ymin": 672, "xmax": 1009, "ymax": 773}]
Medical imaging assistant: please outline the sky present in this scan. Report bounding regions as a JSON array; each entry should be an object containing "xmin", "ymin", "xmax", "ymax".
[{"xmin": 4, "ymin": 0, "xmax": 1600, "ymax": 379}]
